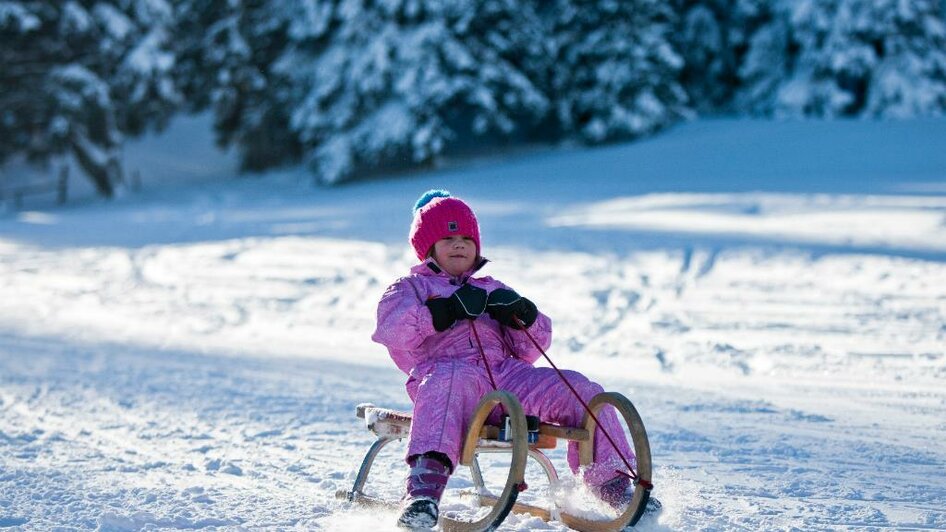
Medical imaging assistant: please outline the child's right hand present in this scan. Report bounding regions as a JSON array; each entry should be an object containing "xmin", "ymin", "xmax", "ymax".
[{"xmin": 425, "ymin": 284, "xmax": 488, "ymax": 331}]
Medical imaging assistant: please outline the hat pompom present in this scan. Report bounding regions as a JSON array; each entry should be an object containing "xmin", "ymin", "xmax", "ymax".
[{"xmin": 413, "ymin": 189, "xmax": 451, "ymax": 213}]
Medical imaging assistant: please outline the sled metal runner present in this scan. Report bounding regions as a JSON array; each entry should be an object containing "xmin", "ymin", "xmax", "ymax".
[{"xmin": 336, "ymin": 390, "xmax": 653, "ymax": 531}]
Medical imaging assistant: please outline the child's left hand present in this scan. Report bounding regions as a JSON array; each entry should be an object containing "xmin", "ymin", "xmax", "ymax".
[{"xmin": 486, "ymin": 289, "xmax": 539, "ymax": 328}]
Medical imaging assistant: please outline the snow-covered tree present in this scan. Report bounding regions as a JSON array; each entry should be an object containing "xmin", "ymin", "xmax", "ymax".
[
  {"xmin": 676, "ymin": 0, "xmax": 946, "ymax": 118},
  {"xmin": 672, "ymin": 0, "xmax": 769, "ymax": 113},
  {"xmin": 0, "ymin": 2, "xmax": 121, "ymax": 196},
  {"xmin": 546, "ymin": 0, "xmax": 688, "ymax": 142},
  {"xmin": 731, "ymin": 0, "xmax": 792, "ymax": 115},
  {"xmin": 675, "ymin": 1, "xmax": 731, "ymax": 112},
  {"xmin": 737, "ymin": 0, "xmax": 946, "ymax": 117},
  {"xmin": 175, "ymin": 0, "xmax": 297, "ymax": 172},
  {"xmin": 0, "ymin": 1, "xmax": 42, "ymax": 164},
  {"xmin": 106, "ymin": 0, "xmax": 180, "ymax": 135},
  {"xmin": 278, "ymin": 0, "xmax": 549, "ymax": 184},
  {"xmin": 0, "ymin": 1, "xmax": 180, "ymax": 197},
  {"xmin": 859, "ymin": 0, "xmax": 946, "ymax": 117}
]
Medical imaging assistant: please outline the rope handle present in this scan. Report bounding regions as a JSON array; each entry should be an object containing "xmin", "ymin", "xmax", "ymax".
[
  {"xmin": 511, "ymin": 316, "xmax": 648, "ymax": 488},
  {"xmin": 465, "ymin": 309, "xmax": 651, "ymax": 490},
  {"xmin": 470, "ymin": 319, "xmax": 499, "ymax": 391}
]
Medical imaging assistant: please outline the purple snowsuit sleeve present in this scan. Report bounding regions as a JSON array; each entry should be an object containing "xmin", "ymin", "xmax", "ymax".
[
  {"xmin": 497, "ymin": 282, "xmax": 552, "ymax": 365},
  {"xmin": 371, "ymin": 277, "xmax": 437, "ymax": 374}
]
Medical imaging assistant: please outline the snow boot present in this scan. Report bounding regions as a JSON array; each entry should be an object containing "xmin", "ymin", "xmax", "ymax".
[
  {"xmin": 396, "ymin": 497, "xmax": 439, "ymax": 530},
  {"xmin": 397, "ymin": 452, "xmax": 451, "ymax": 529},
  {"xmin": 596, "ymin": 474, "xmax": 663, "ymax": 515}
]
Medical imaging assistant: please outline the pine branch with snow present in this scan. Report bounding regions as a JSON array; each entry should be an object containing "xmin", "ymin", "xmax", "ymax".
[
  {"xmin": 280, "ymin": 0, "xmax": 549, "ymax": 184},
  {"xmin": 0, "ymin": 1, "xmax": 182, "ymax": 197},
  {"xmin": 546, "ymin": 0, "xmax": 688, "ymax": 142}
]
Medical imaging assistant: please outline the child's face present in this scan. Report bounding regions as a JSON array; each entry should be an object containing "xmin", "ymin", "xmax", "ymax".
[{"xmin": 432, "ymin": 235, "xmax": 477, "ymax": 276}]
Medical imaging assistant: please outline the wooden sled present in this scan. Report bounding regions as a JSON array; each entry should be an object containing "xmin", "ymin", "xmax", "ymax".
[{"xmin": 336, "ymin": 390, "xmax": 652, "ymax": 531}]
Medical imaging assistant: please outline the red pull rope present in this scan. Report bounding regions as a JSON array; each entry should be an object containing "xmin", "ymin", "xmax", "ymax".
[
  {"xmin": 512, "ymin": 316, "xmax": 651, "ymax": 490},
  {"xmin": 469, "ymin": 320, "xmax": 499, "ymax": 391},
  {"xmin": 470, "ymin": 319, "xmax": 508, "ymax": 421}
]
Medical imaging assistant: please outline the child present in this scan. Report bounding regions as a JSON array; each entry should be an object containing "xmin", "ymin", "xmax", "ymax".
[{"xmin": 372, "ymin": 190, "xmax": 639, "ymax": 529}]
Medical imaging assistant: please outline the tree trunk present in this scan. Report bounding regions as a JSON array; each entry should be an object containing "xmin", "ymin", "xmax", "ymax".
[{"xmin": 70, "ymin": 133, "xmax": 115, "ymax": 198}]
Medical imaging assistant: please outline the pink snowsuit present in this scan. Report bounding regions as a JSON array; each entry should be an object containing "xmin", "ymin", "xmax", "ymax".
[{"xmin": 372, "ymin": 259, "xmax": 634, "ymax": 488}]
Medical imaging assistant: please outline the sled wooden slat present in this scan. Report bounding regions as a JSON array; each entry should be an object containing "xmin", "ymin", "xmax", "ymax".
[
  {"xmin": 533, "ymin": 433, "xmax": 558, "ymax": 449},
  {"xmin": 355, "ymin": 404, "xmax": 586, "ymax": 445},
  {"xmin": 538, "ymin": 423, "xmax": 589, "ymax": 442},
  {"xmin": 478, "ymin": 494, "xmax": 552, "ymax": 521},
  {"xmin": 356, "ymin": 404, "xmax": 412, "ymax": 424}
]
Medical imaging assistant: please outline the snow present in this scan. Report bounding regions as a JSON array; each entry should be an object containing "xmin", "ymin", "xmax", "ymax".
[
  {"xmin": 547, "ymin": 193, "xmax": 946, "ymax": 254},
  {"xmin": 0, "ymin": 2, "xmax": 39, "ymax": 32},
  {"xmin": 61, "ymin": 1, "xmax": 93, "ymax": 34},
  {"xmin": 126, "ymin": 30, "xmax": 176, "ymax": 76},
  {"xmin": 51, "ymin": 65, "xmax": 111, "ymax": 108},
  {"xmin": 94, "ymin": 3, "xmax": 134, "ymax": 42},
  {"xmin": 1, "ymin": 117, "xmax": 945, "ymax": 530}
]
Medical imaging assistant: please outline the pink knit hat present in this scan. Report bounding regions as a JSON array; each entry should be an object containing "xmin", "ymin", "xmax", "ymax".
[{"xmin": 409, "ymin": 190, "xmax": 481, "ymax": 261}]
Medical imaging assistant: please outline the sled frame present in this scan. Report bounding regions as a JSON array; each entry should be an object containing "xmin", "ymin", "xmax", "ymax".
[{"xmin": 336, "ymin": 390, "xmax": 652, "ymax": 531}]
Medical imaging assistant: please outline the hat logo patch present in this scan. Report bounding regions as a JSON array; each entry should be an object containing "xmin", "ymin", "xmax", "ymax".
[{"xmin": 448, "ymin": 221, "xmax": 458, "ymax": 232}]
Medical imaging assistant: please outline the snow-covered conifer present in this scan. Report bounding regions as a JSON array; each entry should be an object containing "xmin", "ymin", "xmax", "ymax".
[
  {"xmin": 860, "ymin": 0, "xmax": 946, "ymax": 117},
  {"xmin": 279, "ymin": 0, "xmax": 548, "ymax": 184},
  {"xmin": 0, "ymin": 2, "xmax": 120, "ymax": 196},
  {"xmin": 675, "ymin": 1, "xmax": 731, "ymax": 112},
  {"xmin": 175, "ymin": 0, "xmax": 298, "ymax": 172},
  {"xmin": 0, "ymin": 1, "xmax": 38, "ymax": 32},
  {"xmin": 737, "ymin": 0, "xmax": 946, "ymax": 117},
  {"xmin": 0, "ymin": 1, "xmax": 181, "ymax": 197},
  {"xmin": 732, "ymin": 0, "xmax": 792, "ymax": 115},
  {"xmin": 0, "ymin": 1, "xmax": 42, "ymax": 162},
  {"xmin": 545, "ymin": 0, "xmax": 687, "ymax": 142},
  {"xmin": 106, "ymin": 0, "xmax": 181, "ymax": 135}
]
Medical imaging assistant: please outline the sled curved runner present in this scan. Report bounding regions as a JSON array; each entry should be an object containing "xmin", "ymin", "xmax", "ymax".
[
  {"xmin": 567, "ymin": 392, "xmax": 653, "ymax": 531},
  {"xmin": 336, "ymin": 390, "xmax": 652, "ymax": 531},
  {"xmin": 441, "ymin": 390, "xmax": 528, "ymax": 531}
]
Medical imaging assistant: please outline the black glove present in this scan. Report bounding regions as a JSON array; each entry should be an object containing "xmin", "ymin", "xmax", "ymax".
[
  {"xmin": 486, "ymin": 288, "xmax": 538, "ymax": 328},
  {"xmin": 425, "ymin": 284, "xmax": 488, "ymax": 332}
]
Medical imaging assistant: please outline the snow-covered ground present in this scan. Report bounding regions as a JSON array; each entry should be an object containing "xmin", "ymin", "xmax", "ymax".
[{"xmin": 1, "ymin": 118, "xmax": 945, "ymax": 530}]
